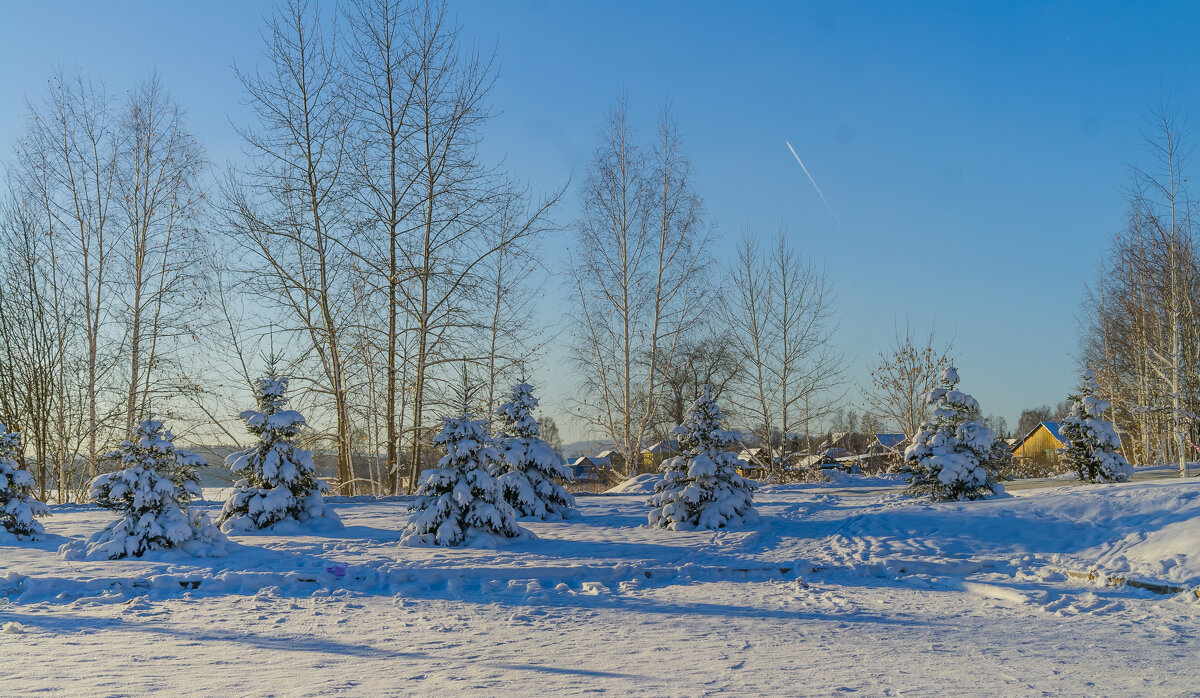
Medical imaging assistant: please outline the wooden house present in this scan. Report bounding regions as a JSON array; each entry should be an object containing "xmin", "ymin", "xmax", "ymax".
[
  {"xmin": 569, "ymin": 455, "xmax": 610, "ymax": 480},
  {"xmin": 1011, "ymin": 421, "xmax": 1068, "ymax": 464},
  {"xmin": 869, "ymin": 433, "xmax": 907, "ymax": 456},
  {"xmin": 737, "ymin": 447, "xmax": 771, "ymax": 468},
  {"xmin": 594, "ymin": 449, "xmax": 626, "ymax": 472},
  {"xmin": 641, "ymin": 439, "xmax": 680, "ymax": 470},
  {"xmin": 735, "ymin": 454, "xmax": 762, "ymax": 479}
]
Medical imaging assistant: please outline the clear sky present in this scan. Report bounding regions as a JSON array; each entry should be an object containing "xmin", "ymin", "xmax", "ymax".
[{"xmin": 4, "ymin": 1, "xmax": 1200, "ymax": 442}]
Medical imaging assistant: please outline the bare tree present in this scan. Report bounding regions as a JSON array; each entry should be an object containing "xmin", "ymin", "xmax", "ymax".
[
  {"xmin": 476, "ymin": 186, "xmax": 561, "ymax": 421},
  {"xmin": 571, "ymin": 99, "xmax": 708, "ymax": 477},
  {"xmin": 18, "ymin": 70, "xmax": 123, "ymax": 480},
  {"xmin": 723, "ymin": 229, "xmax": 845, "ymax": 465},
  {"xmin": 344, "ymin": 0, "xmax": 418, "ymax": 493},
  {"xmin": 0, "ymin": 191, "xmax": 64, "ymax": 501},
  {"xmin": 1081, "ymin": 104, "xmax": 1200, "ymax": 474},
  {"xmin": 390, "ymin": 2, "xmax": 561, "ymax": 492},
  {"xmin": 116, "ymin": 75, "xmax": 206, "ymax": 435},
  {"xmin": 862, "ymin": 322, "xmax": 952, "ymax": 440},
  {"xmin": 651, "ymin": 331, "xmax": 739, "ymax": 438},
  {"xmin": 540, "ymin": 415, "xmax": 564, "ymax": 458},
  {"xmin": 225, "ymin": 0, "xmax": 358, "ymax": 490}
]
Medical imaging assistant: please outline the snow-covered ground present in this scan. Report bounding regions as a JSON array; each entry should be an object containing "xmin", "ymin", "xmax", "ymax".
[{"xmin": 3, "ymin": 477, "xmax": 1200, "ymax": 695}]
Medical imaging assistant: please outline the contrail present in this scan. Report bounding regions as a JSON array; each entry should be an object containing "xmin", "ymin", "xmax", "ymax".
[{"xmin": 785, "ymin": 140, "xmax": 839, "ymax": 225}]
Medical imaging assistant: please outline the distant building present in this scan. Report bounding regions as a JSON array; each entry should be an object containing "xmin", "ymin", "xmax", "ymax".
[
  {"xmin": 1011, "ymin": 421, "xmax": 1068, "ymax": 464},
  {"xmin": 569, "ymin": 455, "xmax": 610, "ymax": 480},
  {"xmin": 641, "ymin": 439, "xmax": 680, "ymax": 469},
  {"xmin": 594, "ymin": 449, "xmax": 626, "ymax": 472},
  {"xmin": 870, "ymin": 433, "xmax": 907, "ymax": 454}
]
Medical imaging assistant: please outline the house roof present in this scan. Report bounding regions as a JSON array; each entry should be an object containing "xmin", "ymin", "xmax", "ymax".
[
  {"xmin": 874, "ymin": 433, "xmax": 906, "ymax": 449},
  {"xmin": 643, "ymin": 439, "xmax": 680, "ymax": 454},
  {"xmin": 1011, "ymin": 421, "xmax": 1069, "ymax": 452},
  {"xmin": 571, "ymin": 455, "xmax": 609, "ymax": 467}
]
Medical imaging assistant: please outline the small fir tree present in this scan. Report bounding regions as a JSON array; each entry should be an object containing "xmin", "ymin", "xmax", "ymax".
[
  {"xmin": 0, "ymin": 424, "xmax": 48, "ymax": 539},
  {"xmin": 218, "ymin": 375, "xmax": 340, "ymax": 532},
  {"xmin": 648, "ymin": 385, "xmax": 757, "ymax": 530},
  {"xmin": 1060, "ymin": 369, "xmax": 1132, "ymax": 483},
  {"xmin": 903, "ymin": 366, "xmax": 1006, "ymax": 501},
  {"xmin": 61, "ymin": 419, "xmax": 226, "ymax": 560},
  {"xmin": 401, "ymin": 378, "xmax": 532, "ymax": 546},
  {"xmin": 494, "ymin": 382, "xmax": 577, "ymax": 520}
]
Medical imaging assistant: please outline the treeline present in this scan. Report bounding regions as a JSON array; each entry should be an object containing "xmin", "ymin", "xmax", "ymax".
[
  {"xmin": 1081, "ymin": 109, "xmax": 1200, "ymax": 475},
  {"xmin": 1, "ymin": 1, "xmax": 1191, "ymax": 502},
  {"xmin": 1, "ymin": 0, "xmax": 561, "ymax": 500},
  {"xmin": 0, "ymin": 0, "xmax": 861, "ymax": 500}
]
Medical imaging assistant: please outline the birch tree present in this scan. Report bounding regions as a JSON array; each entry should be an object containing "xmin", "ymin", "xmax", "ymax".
[
  {"xmin": 1081, "ymin": 106, "xmax": 1200, "ymax": 475},
  {"xmin": 116, "ymin": 75, "xmax": 206, "ymax": 435},
  {"xmin": 18, "ymin": 70, "xmax": 122, "ymax": 480},
  {"xmin": 225, "ymin": 0, "xmax": 358, "ymax": 490},
  {"xmin": 571, "ymin": 100, "xmax": 708, "ymax": 477},
  {"xmin": 863, "ymin": 322, "xmax": 953, "ymax": 440},
  {"xmin": 344, "ymin": 0, "xmax": 418, "ymax": 494},
  {"xmin": 722, "ymin": 229, "xmax": 845, "ymax": 467},
  {"xmin": 391, "ymin": 3, "xmax": 561, "ymax": 493}
]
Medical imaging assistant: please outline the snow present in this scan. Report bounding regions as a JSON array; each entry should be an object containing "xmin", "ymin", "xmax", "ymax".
[
  {"xmin": 904, "ymin": 366, "xmax": 1005, "ymax": 501},
  {"xmin": 606, "ymin": 473, "xmax": 663, "ymax": 494},
  {"xmin": 494, "ymin": 383, "xmax": 577, "ymax": 521},
  {"xmin": 0, "ymin": 425, "xmax": 47, "ymax": 540},
  {"xmin": 58, "ymin": 420, "xmax": 227, "ymax": 560},
  {"xmin": 3, "ymin": 476, "xmax": 1200, "ymax": 693},
  {"xmin": 220, "ymin": 376, "xmax": 340, "ymax": 533},
  {"xmin": 648, "ymin": 385, "xmax": 757, "ymax": 530}
]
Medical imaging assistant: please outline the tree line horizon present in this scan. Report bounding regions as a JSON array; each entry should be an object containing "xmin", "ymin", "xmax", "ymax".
[{"xmin": 0, "ymin": 0, "xmax": 1192, "ymax": 502}]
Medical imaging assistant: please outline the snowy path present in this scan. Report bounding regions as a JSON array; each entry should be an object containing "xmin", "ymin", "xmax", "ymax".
[{"xmin": 3, "ymin": 479, "xmax": 1200, "ymax": 694}]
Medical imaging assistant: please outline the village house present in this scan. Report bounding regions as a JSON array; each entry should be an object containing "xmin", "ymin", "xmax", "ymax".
[
  {"xmin": 640, "ymin": 439, "xmax": 680, "ymax": 470},
  {"xmin": 1011, "ymin": 421, "xmax": 1068, "ymax": 466}
]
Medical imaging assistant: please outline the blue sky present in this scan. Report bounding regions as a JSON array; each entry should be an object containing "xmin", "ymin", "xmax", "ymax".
[{"xmin": 3, "ymin": 1, "xmax": 1199, "ymax": 441}]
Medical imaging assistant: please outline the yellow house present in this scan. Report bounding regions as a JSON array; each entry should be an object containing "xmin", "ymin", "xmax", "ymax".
[
  {"xmin": 640, "ymin": 439, "xmax": 680, "ymax": 470},
  {"xmin": 1011, "ymin": 421, "xmax": 1068, "ymax": 463}
]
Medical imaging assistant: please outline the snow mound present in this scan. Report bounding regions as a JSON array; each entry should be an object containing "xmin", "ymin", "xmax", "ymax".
[{"xmin": 606, "ymin": 474, "xmax": 663, "ymax": 494}]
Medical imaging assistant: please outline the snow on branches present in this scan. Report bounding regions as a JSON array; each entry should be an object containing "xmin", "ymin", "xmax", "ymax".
[
  {"xmin": 1060, "ymin": 369, "xmax": 1132, "ymax": 483},
  {"xmin": 648, "ymin": 385, "xmax": 757, "ymax": 530},
  {"xmin": 218, "ymin": 376, "xmax": 340, "ymax": 533},
  {"xmin": 494, "ymin": 382, "xmax": 577, "ymax": 520},
  {"xmin": 61, "ymin": 419, "xmax": 226, "ymax": 560},
  {"xmin": 903, "ymin": 366, "xmax": 1006, "ymax": 501},
  {"xmin": 0, "ymin": 424, "xmax": 47, "ymax": 540},
  {"xmin": 401, "ymin": 407, "xmax": 532, "ymax": 547}
]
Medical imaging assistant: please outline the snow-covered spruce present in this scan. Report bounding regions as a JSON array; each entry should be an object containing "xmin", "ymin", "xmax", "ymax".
[
  {"xmin": 903, "ymin": 366, "xmax": 1006, "ymax": 501},
  {"xmin": 218, "ymin": 376, "xmax": 340, "ymax": 533},
  {"xmin": 1060, "ymin": 369, "xmax": 1132, "ymax": 484},
  {"xmin": 60, "ymin": 419, "xmax": 226, "ymax": 560},
  {"xmin": 494, "ymin": 382, "xmax": 577, "ymax": 520},
  {"xmin": 401, "ymin": 409, "xmax": 532, "ymax": 547},
  {"xmin": 648, "ymin": 385, "xmax": 757, "ymax": 530},
  {"xmin": 0, "ymin": 424, "xmax": 47, "ymax": 540}
]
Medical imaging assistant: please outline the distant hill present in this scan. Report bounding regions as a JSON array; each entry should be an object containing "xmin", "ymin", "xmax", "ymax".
[{"xmin": 560, "ymin": 438, "xmax": 615, "ymax": 459}]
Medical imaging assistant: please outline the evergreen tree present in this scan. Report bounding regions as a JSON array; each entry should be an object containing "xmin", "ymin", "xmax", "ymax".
[
  {"xmin": 648, "ymin": 385, "xmax": 757, "ymax": 530},
  {"xmin": 1060, "ymin": 369, "xmax": 1133, "ymax": 483},
  {"xmin": 903, "ymin": 366, "xmax": 1006, "ymax": 501},
  {"xmin": 0, "ymin": 424, "xmax": 48, "ymax": 540},
  {"xmin": 401, "ymin": 378, "xmax": 532, "ymax": 546},
  {"xmin": 61, "ymin": 419, "xmax": 226, "ymax": 560},
  {"xmin": 218, "ymin": 375, "xmax": 340, "ymax": 532},
  {"xmin": 494, "ymin": 382, "xmax": 577, "ymax": 520}
]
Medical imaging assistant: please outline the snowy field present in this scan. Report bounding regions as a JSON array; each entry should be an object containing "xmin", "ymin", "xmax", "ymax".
[{"xmin": 4, "ymin": 477, "xmax": 1200, "ymax": 695}]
